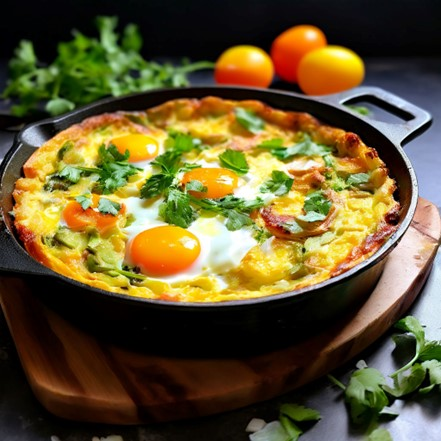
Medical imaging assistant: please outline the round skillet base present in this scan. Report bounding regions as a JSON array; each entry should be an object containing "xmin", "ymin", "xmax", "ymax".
[
  {"xmin": 29, "ymin": 260, "xmax": 385, "ymax": 358},
  {"xmin": 0, "ymin": 86, "xmax": 431, "ymax": 358}
]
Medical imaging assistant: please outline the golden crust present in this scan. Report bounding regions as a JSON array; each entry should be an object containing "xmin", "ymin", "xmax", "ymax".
[{"xmin": 12, "ymin": 96, "xmax": 400, "ymax": 303}]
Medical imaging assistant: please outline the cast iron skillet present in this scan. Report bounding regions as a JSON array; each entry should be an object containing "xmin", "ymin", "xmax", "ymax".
[{"xmin": 0, "ymin": 86, "xmax": 432, "ymax": 356}]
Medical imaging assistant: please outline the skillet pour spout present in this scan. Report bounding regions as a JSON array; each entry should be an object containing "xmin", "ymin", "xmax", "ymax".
[{"xmin": 0, "ymin": 86, "xmax": 432, "ymax": 356}]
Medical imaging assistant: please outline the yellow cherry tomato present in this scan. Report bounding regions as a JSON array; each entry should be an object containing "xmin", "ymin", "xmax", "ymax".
[
  {"xmin": 297, "ymin": 45, "xmax": 365, "ymax": 95},
  {"xmin": 270, "ymin": 24, "xmax": 327, "ymax": 84},
  {"xmin": 214, "ymin": 45, "xmax": 274, "ymax": 88}
]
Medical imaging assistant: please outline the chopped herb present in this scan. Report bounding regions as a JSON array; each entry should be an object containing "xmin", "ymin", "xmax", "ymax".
[
  {"xmin": 165, "ymin": 130, "xmax": 203, "ymax": 153},
  {"xmin": 260, "ymin": 170, "xmax": 294, "ymax": 196},
  {"xmin": 219, "ymin": 149, "xmax": 249, "ymax": 176},
  {"xmin": 81, "ymin": 144, "xmax": 141, "ymax": 194},
  {"xmin": 57, "ymin": 165, "xmax": 84, "ymax": 184},
  {"xmin": 97, "ymin": 197, "xmax": 121, "ymax": 215},
  {"xmin": 345, "ymin": 367, "xmax": 390, "ymax": 425},
  {"xmin": 190, "ymin": 194, "xmax": 265, "ymax": 231},
  {"xmin": 234, "ymin": 107, "xmax": 265, "ymax": 134},
  {"xmin": 248, "ymin": 404, "xmax": 321, "ymax": 441},
  {"xmin": 140, "ymin": 151, "xmax": 182, "ymax": 199},
  {"xmin": 347, "ymin": 172, "xmax": 370, "ymax": 187},
  {"xmin": 185, "ymin": 179, "xmax": 207, "ymax": 193},
  {"xmin": 75, "ymin": 194, "xmax": 92, "ymax": 209},
  {"xmin": 258, "ymin": 134, "xmax": 333, "ymax": 160},
  {"xmin": 297, "ymin": 191, "xmax": 331, "ymax": 222},
  {"xmin": 159, "ymin": 188, "xmax": 198, "ymax": 228}
]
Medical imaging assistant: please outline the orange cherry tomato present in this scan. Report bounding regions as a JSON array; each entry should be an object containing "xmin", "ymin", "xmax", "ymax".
[
  {"xmin": 214, "ymin": 45, "xmax": 274, "ymax": 88},
  {"xmin": 63, "ymin": 194, "xmax": 125, "ymax": 233},
  {"xmin": 297, "ymin": 45, "xmax": 365, "ymax": 95},
  {"xmin": 270, "ymin": 24, "xmax": 327, "ymax": 83}
]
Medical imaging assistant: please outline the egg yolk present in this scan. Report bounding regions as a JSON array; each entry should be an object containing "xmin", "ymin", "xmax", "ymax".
[
  {"xmin": 62, "ymin": 195, "xmax": 125, "ymax": 233},
  {"xmin": 181, "ymin": 167, "xmax": 239, "ymax": 199},
  {"xmin": 111, "ymin": 134, "xmax": 159, "ymax": 162},
  {"xmin": 130, "ymin": 225, "xmax": 201, "ymax": 276}
]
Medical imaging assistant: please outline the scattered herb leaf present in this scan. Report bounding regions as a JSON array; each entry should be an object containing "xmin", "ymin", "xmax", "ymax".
[
  {"xmin": 297, "ymin": 191, "xmax": 331, "ymax": 222},
  {"xmin": 260, "ymin": 170, "xmax": 294, "ymax": 196},
  {"xmin": 258, "ymin": 134, "xmax": 333, "ymax": 160},
  {"xmin": 234, "ymin": 107, "xmax": 265, "ymax": 134},
  {"xmin": 97, "ymin": 197, "xmax": 121, "ymax": 215},
  {"xmin": 219, "ymin": 149, "xmax": 249, "ymax": 175}
]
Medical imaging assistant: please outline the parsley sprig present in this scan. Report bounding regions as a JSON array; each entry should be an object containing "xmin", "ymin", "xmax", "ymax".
[
  {"xmin": 260, "ymin": 170, "xmax": 294, "ymax": 196},
  {"xmin": 1, "ymin": 16, "xmax": 214, "ymax": 117},
  {"xmin": 140, "ymin": 136, "xmax": 263, "ymax": 231},
  {"xmin": 297, "ymin": 191, "xmax": 332, "ymax": 222},
  {"xmin": 189, "ymin": 194, "xmax": 265, "ymax": 231},
  {"xmin": 327, "ymin": 315, "xmax": 441, "ymax": 439},
  {"xmin": 45, "ymin": 144, "xmax": 141, "ymax": 194}
]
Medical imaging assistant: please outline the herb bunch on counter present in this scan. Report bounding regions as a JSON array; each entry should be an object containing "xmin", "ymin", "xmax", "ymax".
[{"xmin": 1, "ymin": 16, "xmax": 214, "ymax": 118}]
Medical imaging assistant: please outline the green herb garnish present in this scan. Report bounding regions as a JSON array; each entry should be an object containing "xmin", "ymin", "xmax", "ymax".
[
  {"xmin": 190, "ymin": 194, "xmax": 265, "ymax": 231},
  {"xmin": 234, "ymin": 107, "xmax": 265, "ymax": 134},
  {"xmin": 260, "ymin": 170, "xmax": 294, "ymax": 196},
  {"xmin": 297, "ymin": 191, "xmax": 332, "ymax": 222},
  {"xmin": 1, "ymin": 16, "xmax": 214, "ymax": 117},
  {"xmin": 45, "ymin": 144, "xmax": 141, "ymax": 194},
  {"xmin": 219, "ymin": 149, "xmax": 249, "ymax": 176},
  {"xmin": 258, "ymin": 134, "xmax": 333, "ymax": 160},
  {"xmin": 97, "ymin": 197, "xmax": 121, "ymax": 215}
]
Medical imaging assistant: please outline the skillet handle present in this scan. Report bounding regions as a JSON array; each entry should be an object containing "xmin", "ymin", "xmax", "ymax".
[
  {"xmin": 0, "ymin": 224, "xmax": 53, "ymax": 277},
  {"xmin": 317, "ymin": 86, "xmax": 432, "ymax": 146}
]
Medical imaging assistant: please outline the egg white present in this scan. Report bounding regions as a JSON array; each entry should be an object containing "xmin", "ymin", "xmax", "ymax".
[
  {"xmin": 121, "ymin": 153, "xmax": 291, "ymax": 284},
  {"xmin": 122, "ymin": 196, "xmax": 258, "ymax": 284}
]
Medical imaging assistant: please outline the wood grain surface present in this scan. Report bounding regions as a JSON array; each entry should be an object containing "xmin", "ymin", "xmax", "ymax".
[{"xmin": 0, "ymin": 197, "xmax": 440, "ymax": 425}]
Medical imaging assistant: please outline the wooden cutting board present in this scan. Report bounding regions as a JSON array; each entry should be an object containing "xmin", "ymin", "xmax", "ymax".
[{"xmin": 0, "ymin": 197, "xmax": 440, "ymax": 425}]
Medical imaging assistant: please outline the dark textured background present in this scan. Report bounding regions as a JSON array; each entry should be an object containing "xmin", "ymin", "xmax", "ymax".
[{"xmin": 1, "ymin": 0, "xmax": 441, "ymax": 62}]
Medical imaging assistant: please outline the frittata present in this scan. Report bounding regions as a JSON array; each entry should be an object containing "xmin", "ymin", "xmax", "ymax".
[{"xmin": 12, "ymin": 96, "xmax": 400, "ymax": 302}]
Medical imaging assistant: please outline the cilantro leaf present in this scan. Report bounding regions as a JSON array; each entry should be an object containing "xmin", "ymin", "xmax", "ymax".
[
  {"xmin": 347, "ymin": 172, "xmax": 371, "ymax": 187},
  {"xmin": 57, "ymin": 165, "xmax": 84, "ymax": 184},
  {"xmin": 97, "ymin": 197, "xmax": 121, "ymax": 215},
  {"xmin": 159, "ymin": 188, "xmax": 198, "ymax": 228},
  {"xmin": 234, "ymin": 107, "xmax": 265, "ymax": 134},
  {"xmin": 140, "ymin": 150, "xmax": 182, "ymax": 199},
  {"xmin": 279, "ymin": 403, "xmax": 321, "ymax": 423},
  {"xmin": 420, "ymin": 360, "xmax": 441, "ymax": 393},
  {"xmin": 258, "ymin": 134, "xmax": 333, "ymax": 160},
  {"xmin": 185, "ymin": 179, "xmax": 207, "ymax": 193},
  {"xmin": 2, "ymin": 16, "xmax": 215, "ymax": 117},
  {"xmin": 190, "ymin": 194, "xmax": 264, "ymax": 231},
  {"xmin": 345, "ymin": 367, "xmax": 389, "ymax": 425},
  {"xmin": 390, "ymin": 316, "xmax": 428, "ymax": 377},
  {"xmin": 75, "ymin": 194, "xmax": 92, "ymax": 209},
  {"xmin": 165, "ymin": 131, "xmax": 203, "ymax": 153},
  {"xmin": 297, "ymin": 191, "xmax": 332, "ymax": 222},
  {"xmin": 91, "ymin": 144, "xmax": 141, "ymax": 194},
  {"xmin": 219, "ymin": 149, "xmax": 249, "ymax": 176},
  {"xmin": 260, "ymin": 170, "xmax": 294, "ymax": 196},
  {"xmin": 384, "ymin": 363, "xmax": 427, "ymax": 397}
]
